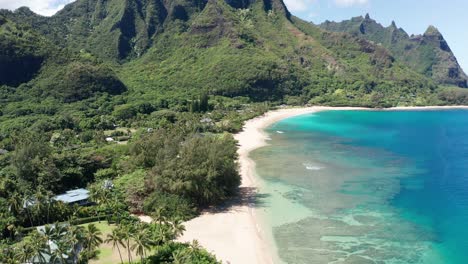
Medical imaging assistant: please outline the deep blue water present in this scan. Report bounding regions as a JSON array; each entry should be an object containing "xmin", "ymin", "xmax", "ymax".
[{"xmin": 252, "ymin": 110, "xmax": 468, "ymax": 263}]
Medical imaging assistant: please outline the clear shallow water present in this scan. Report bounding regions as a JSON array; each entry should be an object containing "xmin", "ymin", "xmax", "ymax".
[{"xmin": 251, "ymin": 110, "xmax": 468, "ymax": 264}]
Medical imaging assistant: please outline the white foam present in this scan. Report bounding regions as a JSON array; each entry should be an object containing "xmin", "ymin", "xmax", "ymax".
[
  {"xmin": 303, "ymin": 163, "xmax": 324, "ymax": 170},
  {"xmin": 276, "ymin": 130, "xmax": 284, "ymax": 134}
]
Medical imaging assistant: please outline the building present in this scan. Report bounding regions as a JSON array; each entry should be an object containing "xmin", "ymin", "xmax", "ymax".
[
  {"xmin": 53, "ymin": 189, "xmax": 91, "ymax": 206},
  {"xmin": 28, "ymin": 224, "xmax": 82, "ymax": 264}
]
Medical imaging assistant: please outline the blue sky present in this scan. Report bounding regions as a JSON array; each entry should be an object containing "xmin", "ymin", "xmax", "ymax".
[
  {"xmin": 285, "ymin": 0, "xmax": 468, "ymax": 73},
  {"xmin": 0, "ymin": 0, "xmax": 466, "ymax": 73}
]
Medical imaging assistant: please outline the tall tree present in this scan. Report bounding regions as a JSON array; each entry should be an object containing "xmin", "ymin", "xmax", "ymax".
[
  {"xmin": 170, "ymin": 219, "xmax": 186, "ymax": 238},
  {"xmin": 119, "ymin": 223, "xmax": 134, "ymax": 264},
  {"xmin": 84, "ymin": 224, "xmax": 103, "ymax": 260},
  {"xmin": 28, "ymin": 231, "xmax": 48, "ymax": 263},
  {"xmin": 130, "ymin": 224, "xmax": 153, "ymax": 263},
  {"xmin": 15, "ymin": 242, "xmax": 34, "ymax": 263},
  {"xmin": 105, "ymin": 229, "xmax": 125, "ymax": 264}
]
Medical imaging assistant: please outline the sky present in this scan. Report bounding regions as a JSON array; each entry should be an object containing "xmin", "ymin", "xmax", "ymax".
[
  {"xmin": 284, "ymin": 0, "xmax": 468, "ymax": 73},
  {"xmin": 0, "ymin": 0, "xmax": 467, "ymax": 72}
]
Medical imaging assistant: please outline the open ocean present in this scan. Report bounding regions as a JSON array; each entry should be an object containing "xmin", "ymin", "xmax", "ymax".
[{"xmin": 251, "ymin": 110, "xmax": 468, "ymax": 264}]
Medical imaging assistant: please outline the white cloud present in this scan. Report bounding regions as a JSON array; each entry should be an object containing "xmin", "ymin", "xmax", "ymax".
[
  {"xmin": 284, "ymin": 0, "xmax": 317, "ymax": 12},
  {"xmin": 334, "ymin": 0, "xmax": 369, "ymax": 7},
  {"xmin": 0, "ymin": 0, "xmax": 75, "ymax": 16}
]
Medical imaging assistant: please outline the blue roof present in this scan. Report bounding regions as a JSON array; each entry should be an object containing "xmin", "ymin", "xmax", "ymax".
[{"xmin": 54, "ymin": 188, "xmax": 90, "ymax": 204}]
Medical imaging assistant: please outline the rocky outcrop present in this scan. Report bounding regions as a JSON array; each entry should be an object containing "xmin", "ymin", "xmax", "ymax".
[{"xmin": 320, "ymin": 15, "xmax": 468, "ymax": 88}]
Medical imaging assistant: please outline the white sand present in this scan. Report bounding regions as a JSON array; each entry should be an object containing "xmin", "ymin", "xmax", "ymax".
[{"xmin": 177, "ymin": 105, "xmax": 468, "ymax": 264}]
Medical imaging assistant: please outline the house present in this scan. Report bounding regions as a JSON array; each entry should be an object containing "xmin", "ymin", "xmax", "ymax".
[
  {"xmin": 53, "ymin": 189, "xmax": 91, "ymax": 206},
  {"xmin": 23, "ymin": 189, "xmax": 91, "ymax": 209},
  {"xmin": 28, "ymin": 224, "xmax": 82, "ymax": 264}
]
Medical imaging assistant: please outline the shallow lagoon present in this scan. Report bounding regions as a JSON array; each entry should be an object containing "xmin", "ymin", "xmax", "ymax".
[{"xmin": 251, "ymin": 110, "xmax": 468, "ymax": 263}]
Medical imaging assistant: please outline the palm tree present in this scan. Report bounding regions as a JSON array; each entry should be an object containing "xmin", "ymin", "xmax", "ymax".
[
  {"xmin": 130, "ymin": 226, "xmax": 153, "ymax": 263},
  {"xmin": 84, "ymin": 224, "xmax": 103, "ymax": 260},
  {"xmin": 15, "ymin": 242, "xmax": 34, "ymax": 263},
  {"xmin": 152, "ymin": 224, "xmax": 171, "ymax": 246},
  {"xmin": 43, "ymin": 190, "xmax": 54, "ymax": 224},
  {"xmin": 49, "ymin": 246, "xmax": 67, "ymax": 264},
  {"xmin": 1, "ymin": 245, "xmax": 17, "ymax": 264},
  {"xmin": 66, "ymin": 225, "xmax": 85, "ymax": 261},
  {"xmin": 170, "ymin": 219, "xmax": 186, "ymax": 238},
  {"xmin": 33, "ymin": 191, "xmax": 46, "ymax": 225},
  {"xmin": 151, "ymin": 207, "xmax": 167, "ymax": 225},
  {"xmin": 22, "ymin": 195, "xmax": 35, "ymax": 227},
  {"xmin": 28, "ymin": 231, "xmax": 49, "ymax": 263},
  {"xmin": 172, "ymin": 249, "xmax": 190, "ymax": 264},
  {"xmin": 7, "ymin": 193, "xmax": 22, "ymax": 217},
  {"xmin": 105, "ymin": 229, "xmax": 125, "ymax": 264},
  {"xmin": 120, "ymin": 223, "xmax": 134, "ymax": 263},
  {"xmin": 43, "ymin": 224, "xmax": 56, "ymax": 255},
  {"xmin": 189, "ymin": 239, "xmax": 201, "ymax": 254}
]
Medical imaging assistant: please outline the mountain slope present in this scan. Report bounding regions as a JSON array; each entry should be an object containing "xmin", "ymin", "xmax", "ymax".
[
  {"xmin": 320, "ymin": 14, "xmax": 468, "ymax": 88},
  {"xmin": 0, "ymin": 14, "xmax": 126, "ymax": 104},
  {"xmin": 0, "ymin": 14, "xmax": 50, "ymax": 86},
  {"xmin": 1, "ymin": 0, "xmax": 464, "ymax": 107}
]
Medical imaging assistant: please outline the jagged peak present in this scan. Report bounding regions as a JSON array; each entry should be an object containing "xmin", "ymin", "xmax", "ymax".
[
  {"xmin": 225, "ymin": 0, "xmax": 290, "ymax": 18},
  {"xmin": 390, "ymin": 20, "xmax": 396, "ymax": 28},
  {"xmin": 424, "ymin": 25, "xmax": 441, "ymax": 36},
  {"xmin": 10, "ymin": 6, "xmax": 43, "ymax": 17},
  {"xmin": 364, "ymin": 13, "xmax": 370, "ymax": 20}
]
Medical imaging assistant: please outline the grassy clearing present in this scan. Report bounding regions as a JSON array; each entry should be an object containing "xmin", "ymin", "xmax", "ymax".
[{"xmin": 83, "ymin": 221, "xmax": 155, "ymax": 264}]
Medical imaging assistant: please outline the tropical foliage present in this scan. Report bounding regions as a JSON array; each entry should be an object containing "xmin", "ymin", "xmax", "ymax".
[{"xmin": 0, "ymin": 0, "xmax": 467, "ymax": 262}]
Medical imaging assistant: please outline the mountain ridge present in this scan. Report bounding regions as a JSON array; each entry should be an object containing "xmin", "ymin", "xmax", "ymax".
[
  {"xmin": 0, "ymin": 0, "xmax": 466, "ymax": 108},
  {"xmin": 319, "ymin": 14, "xmax": 468, "ymax": 88}
]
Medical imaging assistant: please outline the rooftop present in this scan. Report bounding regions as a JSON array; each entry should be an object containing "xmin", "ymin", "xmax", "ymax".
[{"xmin": 54, "ymin": 188, "xmax": 90, "ymax": 204}]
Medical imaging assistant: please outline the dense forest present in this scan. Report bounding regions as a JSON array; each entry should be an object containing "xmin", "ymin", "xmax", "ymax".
[{"xmin": 0, "ymin": 0, "xmax": 467, "ymax": 262}]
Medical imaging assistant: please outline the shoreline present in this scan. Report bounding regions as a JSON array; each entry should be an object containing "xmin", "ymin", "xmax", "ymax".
[{"xmin": 177, "ymin": 105, "xmax": 468, "ymax": 264}]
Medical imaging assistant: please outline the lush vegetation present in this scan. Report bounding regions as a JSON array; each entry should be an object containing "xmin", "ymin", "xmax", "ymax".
[
  {"xmin": 0, "ymin": 0, "xmax": 468, "ymax": 262},
  {"xmin": 0, "ymin": 209, "xmax": 219, "ymax": 264},
  {"xmin": 319, "ymin": 14, "xmax": 468, "ymax": 88}
]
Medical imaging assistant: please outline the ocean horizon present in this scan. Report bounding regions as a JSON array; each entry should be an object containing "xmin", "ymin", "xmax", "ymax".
[{"xmin": 251, "ymin": 110, "xmax": 468, "ymax": 263}]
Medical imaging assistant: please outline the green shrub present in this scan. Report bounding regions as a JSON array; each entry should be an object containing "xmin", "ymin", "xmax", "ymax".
[
  {"xmin": 146, "ymin": 242, "xmax": 220, "ymax": 264},
  {"xmin": 143, "ymin": 192, "xmax": 196, "ymax": 221}
]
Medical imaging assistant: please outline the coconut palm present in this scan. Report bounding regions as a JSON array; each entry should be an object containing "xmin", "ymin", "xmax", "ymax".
[
  {"xmin": 151, "ymin": 207, "xmax": 167, "ymax": 225},
  {"xmin": 43, "ymin": 224, "xmax": 56, "ymax": 255},
  {"xmin": 15, "ymin": 242, "xmax": 34, "ymax": 263},
  {"xmin": 28, "ymin": 231, "xmax": 49, "ymax": 263},
  {"xmin": 33, "ymin": 191, "xmax": 46, "ymax": 225},
  {"xmin": 172, "ymin": 249, "xmax": 190, "ymax": 264},
  {"xmin": 170, "ymin": 219, "xmax": 186, "ymax": 238},
  {"xmin": 84, "ymin": 224, "xmax": 103, "ymax": 260},
  {"xmin": 120, "ymin": 222, "xmax": 135, "ymax": 263},
  {"xmin": 0, "ymin": 245, "xmax": 16, "ymax": 264},
  {"xmin": 130, "ymin": 226, "xmax": 153, "ymax": 263},
  {"xmin": 43, "ymin": 190, "xmax": 54, "ymax": 224},
  {"xmin": 22, "ymin": 195, "xmax": 35, "ymax": 227},
  {"xmin": 151, "ymin": 224, "xmax": 170, "ymax": 246},
  {"xmin": 105, "ymin": 228, "xmax": 125, "ymax": 264},
  {"xmin": 189, "ymin": 239, "xmax": 201, "ymax": 253},
  {"xmin": 49, "ymin": 246, "xmax": 67, "ymax": 264},
  {"xmin": 66, "ymin": 225, "xmax": 85, "ymax": 261},
  {"xmin": 7, "ymin": 193, "xmax": 22, "ymax": 217}
]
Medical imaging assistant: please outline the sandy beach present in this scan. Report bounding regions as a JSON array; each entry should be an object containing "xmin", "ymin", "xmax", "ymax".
[
  {"xmin": 176, "ymin": 105, "xmax": 468, "ymax": 264},
  {"xmin": 177, "ymin": 106, "xmax": 366, "ymax": 264}
]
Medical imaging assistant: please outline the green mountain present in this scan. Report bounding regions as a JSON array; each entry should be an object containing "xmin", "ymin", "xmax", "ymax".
[
  {"xmin": 320, "ymin": 14, "xmax": 468, "ymax": 88},
  {"xmin": 0, "ymin": 0, "xmax": 467, "ymax": 109},
  {"xmin": 2, "ymin": 2, "xmax": 468, "ymax": 261},
  {"xmin": 0, "ymin": 14, "xmax": 50, "ymax": 86}
]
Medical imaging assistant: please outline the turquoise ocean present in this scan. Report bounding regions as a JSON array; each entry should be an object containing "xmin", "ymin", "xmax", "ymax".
[{"xmin": 251, "ymin": 110, "xmax": 468, "ymax": 264}]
